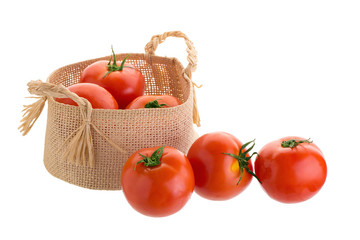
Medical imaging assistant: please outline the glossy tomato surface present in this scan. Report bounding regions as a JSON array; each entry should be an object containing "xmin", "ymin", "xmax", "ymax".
[
  {"xmin": 125, "ymin": 95, "xmax": 182, "ymax": 109},
  {"xmin": 79, "ymin": 59, "xmax": 145, "ymax": 109},
  {"xmin": 187, "ymin": 132, "xmax": 255, "ymax": 201},
  {"xmin": 255, "ymin": 136, "xmax": 327, "ymax": 203},
  {"xmin": 121, "ymin": 146, "xmax": 195, "ymax": 217},
  {"xmin": 55, "ymin": 83, "xmax": 118, "ymax": 109}
]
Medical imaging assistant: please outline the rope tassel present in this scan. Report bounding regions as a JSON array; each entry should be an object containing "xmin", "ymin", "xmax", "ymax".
[
  {"xmin": 58, "ymin": 120, "xmax": 126, "ymax": 167},
  {"xmin": 20, "ymin": 80, "xmax": 125, "ymax": 168},
  {"xmin": 61, "ymin": 121, "xmax": 95, "ymax": 167},
  {"xmin": 19, "ymin": 96, "xmax": 47, "ymax": 136}
]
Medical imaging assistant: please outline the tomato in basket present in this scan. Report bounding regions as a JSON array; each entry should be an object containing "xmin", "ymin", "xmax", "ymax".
[
  {"xmin": 55, "ymin": 83, "xmax": 118, "ymax": 109},
  {"xmin": 125, "ymin": 95, "xmax": 182, "ymax": 109},
  {"xmin": 79, "ymin": 47, "xmax": 145, "ymax": 109}
]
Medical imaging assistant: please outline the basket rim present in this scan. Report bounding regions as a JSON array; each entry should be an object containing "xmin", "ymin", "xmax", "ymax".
[{"xmin": 46, "ymin": 53, "xmax": 193, "ymax": 114}]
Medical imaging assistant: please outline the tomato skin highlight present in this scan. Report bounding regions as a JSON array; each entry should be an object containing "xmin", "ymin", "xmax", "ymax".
[
  {"xmin": 55, "ymin": 83, "xmax": 118, "ymax": 109},
  {"xmin": 125, "ymin": 95, "xmax": 182, "ymax": 109},
  {"xmin": 187, "ymin": 132, "xmax": 254, "ymax": 201},
  {"xmin": 255, "ymin": 136, "xmax": 327, "ymax": 203},
  {"xmin": 121, "ymin": 146, "xmax": 195, "ymax": 217},
  {"xmin": 79, "ymin": 60, "xmax": 145, "ymax": 109}
]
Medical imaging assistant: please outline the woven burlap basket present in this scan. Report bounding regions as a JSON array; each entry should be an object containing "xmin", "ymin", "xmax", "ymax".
[{"xmin": 19, "ymin": 31, "xmax": 201, "ymax": 190}]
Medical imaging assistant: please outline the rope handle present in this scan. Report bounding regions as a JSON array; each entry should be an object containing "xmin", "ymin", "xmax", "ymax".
[
  {"xmin": 26, "ymin": 80, "xmax": 90, "ymax": 108},
  {"xmin": 19, "ymin": 80, "xmax": 125, "ymax": 167},
  {"xmin": 145, "ymin": 31, "xmax": 201, "ymax": 126},
  {"xmin": 19, "ymin": 80, "xmax": 91, "ymax": 136},
  {"xmin": 144, "ymin": 31, "xmax": 198, "ymax": 82}
]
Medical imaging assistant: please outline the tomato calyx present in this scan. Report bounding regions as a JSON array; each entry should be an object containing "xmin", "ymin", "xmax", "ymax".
[
  {"xmin": 144, "ymin": 99, "xmax": 169, "ymax": 108},
  {"xmin": 223, "ymin": 139, "xmax": 262, "ymax": 185},
  {"xmin": 281, "ymin": 138, "xmax": 313, "ymax": 148},
  {"xmin": 134, "ymin": 146, "xmax": 165, "ymax": 170},
  {"xmin": 103, "ymin": 46, "xmax": 131, "ymax": 78}
]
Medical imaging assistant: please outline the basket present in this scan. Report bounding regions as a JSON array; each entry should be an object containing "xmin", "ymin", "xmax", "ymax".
[{"xmin": 19, "ymin": 31, "xmax": 201, "ymax": 190}]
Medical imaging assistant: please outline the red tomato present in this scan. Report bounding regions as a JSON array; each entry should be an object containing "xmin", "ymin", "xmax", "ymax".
[
  {"xmin": 79, "ymin": 49, "xmax": 145, "ymax": 109},
  {"xmin": 255, "ymin": 136, "xmax": 327, "ymax": 203},
  {"xmin": 55, "ymin": 83, "xmax": 118, "ymax": 109},
  {"xmin": 187, "ymin": 132, "xmax": 259, "ymax": 201},
  {"xmin": 125, "ymin": 95, "xmax": 182, "ymax": 109},
  {"xmin": 121, "ymin": 146, "xmax": 195, "ymax": 217}
]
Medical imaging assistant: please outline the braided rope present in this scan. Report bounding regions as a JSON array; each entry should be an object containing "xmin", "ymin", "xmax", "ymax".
[{"xmin": 145, "ymin": 31, "xmax": 201, "ymax": 126}]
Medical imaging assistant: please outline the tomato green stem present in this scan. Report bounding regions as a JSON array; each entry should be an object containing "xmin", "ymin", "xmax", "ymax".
[
  {"xmin": 144, "ymin": 99, "xmax": 169, "ymax": 108},
  {"xmin": 223, "ymin": 139, "xmax": 262, "ymax": 185},
  {"xmin": 281, "ymin": 138, "xmax": 312, "ymax": 148},
  {"xmin": 103, "ymin": 46, "xmax": 130, "ymax": 78},
  {"xmin": 134, "ymin": 146, "xmax": 165, "ymax": 170}
]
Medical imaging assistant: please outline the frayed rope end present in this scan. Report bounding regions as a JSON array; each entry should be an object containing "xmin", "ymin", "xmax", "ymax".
[{"xmin": 18, "ymin": 96, "xmax": 47, "ymax": 136}]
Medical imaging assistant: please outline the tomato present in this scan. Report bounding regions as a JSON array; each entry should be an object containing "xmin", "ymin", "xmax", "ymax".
[
  {"xmin": 55, "ymin": 83, "xmax": 118, "ymax": 109},
  {"xmin": 121, "ymin": 146, "xmax": 195, "ymax": 217},
  {"xmin": 255, "ymin": 136, "xmax": 327, "ymax": 203},
  {"xmin": 125, "ymin": 95, "xmax": 182, "ymax": 109},
  {"xmin": 79, "ymin": 48, "xmax": 145, "ymax": 109},
  {"xmin": 187, "ymin": 132, "xmax": 260, "ymax": 201}
]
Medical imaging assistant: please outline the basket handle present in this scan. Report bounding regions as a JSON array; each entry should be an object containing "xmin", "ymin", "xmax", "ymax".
[
  {"xmin": 19, "ymin": 80, "xmax": 90, "ymax": 136},
  {"xmin": 19, "ymin": 80, "xmax": 125, "ymax": 167},
  {"xmin": 27, "ymin": 80, "xmax": 89, "ymax": 107},
  {"xmin": 145, "ymin": 31, "xmax": 201, "ymax": 126},
  {"xmin": 145, "ymin": 31, "xmax": 197, "ymax": 79}
]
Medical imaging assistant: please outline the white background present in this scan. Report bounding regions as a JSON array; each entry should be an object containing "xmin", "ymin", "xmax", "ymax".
[{"xmin": 1, "ymin": 0, "xmax": 359, "ymax": 239}]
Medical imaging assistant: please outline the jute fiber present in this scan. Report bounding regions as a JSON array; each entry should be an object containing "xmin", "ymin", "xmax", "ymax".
[{"xmin": 19, "ymin": 31, "xmax": 200, "ymax": 190}]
